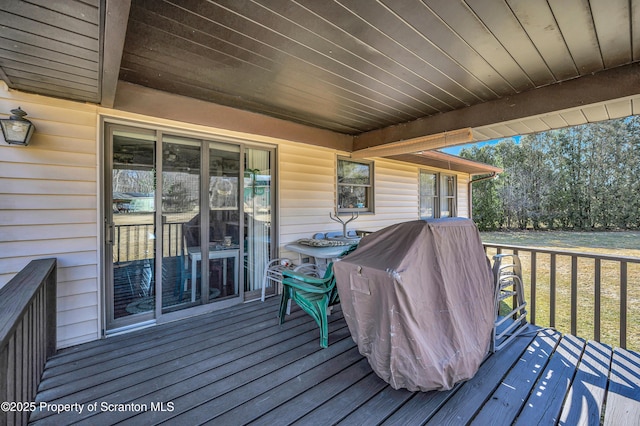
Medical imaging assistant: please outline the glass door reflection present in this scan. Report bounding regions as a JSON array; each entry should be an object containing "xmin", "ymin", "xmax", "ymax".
[
  {"xmin": 244, "ymin": 148, "xmax": 273, "ymax": 298},
  {"xmin": 161, "ymin": 136, "xmax": 202, "ymax": 312},
  {"xmin": 207, "ymin": 142, "xmax": 240, "ymax": 301},
  {"xmin": 106, "ymin": 126, "xmax": 156, "ymax": 330},
  {"xmin": 161, "ymin": 138, "xmax": 241, "ymax": 312}
]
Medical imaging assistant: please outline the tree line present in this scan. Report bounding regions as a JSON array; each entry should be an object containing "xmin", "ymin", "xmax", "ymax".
[{"xmin": 460, "ymin": 116, "xmax": 640, "ymax": 231}]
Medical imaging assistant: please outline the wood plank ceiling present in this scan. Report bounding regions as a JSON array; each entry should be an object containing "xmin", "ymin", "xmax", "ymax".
[
  {"xmin": 0, "ymin": 0, "xmax": 102, "ymax": 103},
  {"xmin": 1, "ymin": 0, "xmax": 639, "ymax": 149},
  {"xmin": 118, "ymin": 0, "xmax": 640, "ymax": 139}
]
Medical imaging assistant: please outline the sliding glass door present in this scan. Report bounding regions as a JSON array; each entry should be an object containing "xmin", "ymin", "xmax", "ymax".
[
  {"xmin": 244, "ymin": 147, "xmax": 274, "ymax": 297},
  {"xmin": 207, "ymin": 142, "xmax": 241, "ymax": 300},
  {"xmin": 104, "ymin": 122, "xmax": 275, "ymax": 331},
  {"xmin": 105, "ymin": 126, "xmax": 157, "ymax": 330},
  {"xmin": 160, "ymin": 136, "xmax": 203, "ymax": 312},
  {"xmin": 160, "ymin": 138, "xmax": 242, "ymax": 313}
]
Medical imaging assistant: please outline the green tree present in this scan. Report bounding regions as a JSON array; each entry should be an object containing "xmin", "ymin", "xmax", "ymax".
[
  {"xmin": 460, "ymin": 117, "xmax": 640, "ymax": 231},
  {"xmin": 461, "ymin": 144, "xmax": 502, "ymax": 230}
]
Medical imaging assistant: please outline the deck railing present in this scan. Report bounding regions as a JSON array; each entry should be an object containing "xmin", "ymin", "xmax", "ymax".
[
  {"xmin": 484, "ymin": 243, "xmax": 640, "ymax": 350},
  {"xmin": 113, "ymin": 223, "xmax": 183, "ymax": 262},
  {"xmin": 0, "ymin": 258, "xmax": 57, "ymax": 426}
]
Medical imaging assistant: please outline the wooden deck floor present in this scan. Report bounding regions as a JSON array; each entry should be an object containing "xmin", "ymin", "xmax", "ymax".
[{"xmin": 30, "ymin": 297, "xmax": 640, "ymax": 425}]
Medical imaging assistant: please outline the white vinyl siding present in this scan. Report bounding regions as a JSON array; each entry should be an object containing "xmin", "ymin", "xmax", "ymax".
[
  {"xmin": 279, "ymin": 144, "xmax": 336, "ymax": 240},
  {"xmin": 457, "ymin": 176, "xmax": 469, "ymax": 218},
  {"xmin": 0, "ymin": 83, "xmax": 99, "ymax": 348},
  {"xmin": 279, "ymin": 148, "xmax": 472, "ymax": 257}
]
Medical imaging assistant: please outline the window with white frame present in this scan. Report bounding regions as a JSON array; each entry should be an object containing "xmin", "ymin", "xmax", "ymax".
[
  {"xmin": 440, "ymin": 174, "xmax": 456, "ymax": 218},
  {"xmin": 419, "ymin": 170, "xmax": 457, "ymax": 219},
  {"xmin": 337, "ymin": 157, "xmax": 373, "ymax": 213}
]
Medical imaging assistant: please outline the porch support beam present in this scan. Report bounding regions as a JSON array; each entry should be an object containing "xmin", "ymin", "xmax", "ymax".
[
  {"xmin": 354, "ymin": 63, "xmax": 640, "ymax": 151},
  {"xmin": 351, "ymin": 128, "xmax": 472, "ymax": 159},
  {"xmin": 100, "ymin": 0, "xmax": 131, "ymax": 108},
  {"xmin": 113, "ymin": 81, "xmax": 352, "ymax": 151},
  {"xmin": 389, "ymin": 151, "xmax": 502, "ymax": 175}
]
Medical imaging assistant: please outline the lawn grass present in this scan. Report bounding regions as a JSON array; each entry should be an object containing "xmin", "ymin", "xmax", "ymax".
[
  {"xmin": 481, "ymin": 230, "xmax": 640, "ymax": 256},
  {"xmin": 481, "ymin": 230, "xmax": 640, "ymax": 351}
]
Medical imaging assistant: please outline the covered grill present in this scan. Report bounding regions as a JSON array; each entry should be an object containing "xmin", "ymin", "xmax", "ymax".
[{"xmin": 333, "ymin": 218, "xmax": 494, "ymax": 391}]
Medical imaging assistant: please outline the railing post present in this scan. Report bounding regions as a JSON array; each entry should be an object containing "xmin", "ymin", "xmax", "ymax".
[
  {"xmin": 46, "ymin": 262, "xmax": 57, "ymax": 358},
  {"xmin": 512, "ymin": 249, "xmax": 519, "ymax": 313},
  {"xmin": 594, "ymin": 258, "xmax": 601, "ymax": 342},
  {"xmin": 0, "ymin": 344, "xmax": 6, "ymax": 424},
  {"xmin": 570, "ymin": 256, "xmax": 578, "ymax": 336},
  {"xmin": 530, "ymin": 251, "xmax": 536, "ymax": 325},
  {"xmin": 550, "ymin": 253, "xmax": 556, "ymax": 328},
  {"xmin": 620, "ymin": 261, "xmax": 627, "ymax": 349}
]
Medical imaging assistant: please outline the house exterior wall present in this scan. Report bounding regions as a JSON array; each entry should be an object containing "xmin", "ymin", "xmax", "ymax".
[
  {"xmin": 0, "ymin": 85, "xmax": 471, "ymax": 348},
  {"xmin": 0, "ymin": 83, "xmax": 100, "ymax": 348},
  {"xmin": 458, "ymin": 178, "xmax": 470, "ymax": 218},
  {"xmin": 278, "ymin": 142, "xmax": 470, "ymax": 250}
]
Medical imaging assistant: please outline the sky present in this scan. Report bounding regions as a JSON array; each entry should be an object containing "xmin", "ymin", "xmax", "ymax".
[{"xmin": 440, "ymin": 135, "xmax": 521, "ymax": 156}]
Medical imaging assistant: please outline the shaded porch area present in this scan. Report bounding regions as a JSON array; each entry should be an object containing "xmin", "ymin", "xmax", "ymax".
[{"xmin": 31, "ymin": 297, "xmax": 640, "ymax": 425}]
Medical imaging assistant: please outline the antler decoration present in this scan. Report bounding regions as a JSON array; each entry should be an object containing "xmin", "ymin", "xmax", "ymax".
[{"xmin": 329, "ymin": 211, "xmax": 359, "ymax": 237}]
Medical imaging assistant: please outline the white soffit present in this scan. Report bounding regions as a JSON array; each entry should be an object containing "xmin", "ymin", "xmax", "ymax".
[{"xmin": 472, "ymin": 95, "xmax": 640, "ymax": 142}]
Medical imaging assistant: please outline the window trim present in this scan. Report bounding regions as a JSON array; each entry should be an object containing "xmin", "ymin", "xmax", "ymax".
[
  {"xmin": 336, "ymin": 156, "xmax": 374, "ymax": 214},
  {"xmin": 439, "ymin": 173, "xmax": 457, "ymax": 218},
  {"xmin": 419, "ymin": 169, "xmax": 457, "ymax": 219}
]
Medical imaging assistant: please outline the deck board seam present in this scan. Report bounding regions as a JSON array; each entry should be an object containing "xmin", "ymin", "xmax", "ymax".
[{"xmin": 211, "ymin": 345, "xmax": 367, "ymax": 425}]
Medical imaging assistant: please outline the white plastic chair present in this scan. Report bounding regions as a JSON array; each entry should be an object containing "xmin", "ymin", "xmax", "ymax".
[
  {"xmin": 261, "ymin": 257, "xmax": 294, "ymax": 302},
  {"xmin": 293, "ymin": 263, "xmax": 321, "ymax": 277},
  {"xmin": 491, "ymin": 254, "xmax": 528, "ymax": 352}
]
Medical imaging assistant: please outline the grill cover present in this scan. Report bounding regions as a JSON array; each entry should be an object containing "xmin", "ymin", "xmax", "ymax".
[{"xmin": 333, "ymin": 218, "xmax": 494, "ymax": 391}]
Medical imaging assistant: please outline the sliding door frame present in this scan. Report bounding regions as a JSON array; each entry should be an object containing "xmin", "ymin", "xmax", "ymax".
[{"xmin": 100, "ymin": 116, "xmax": 279, "ymax": 333}]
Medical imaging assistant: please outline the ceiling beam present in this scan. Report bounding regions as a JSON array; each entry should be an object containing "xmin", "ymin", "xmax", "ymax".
[
  {"xmin": 0, "ymin": 66, "xmax": 12, "ymax": 86},
  {"xmin": 354, "ymin": 63, "xmax": 640, "ymax": 151},
  {"xmin": 100, "ymin": 0, "xmax": 131, "ymax": 108},
  {"xmin": 113, "ymin": 82, "xmax": 353, "ymax": 151},
  {"xmin": 390, "ymin": 151, "xmax": 502, "ymax": 175},
  {"xmin": 351, "ymin": 128, "xmax": 472, "ymax": 158}
]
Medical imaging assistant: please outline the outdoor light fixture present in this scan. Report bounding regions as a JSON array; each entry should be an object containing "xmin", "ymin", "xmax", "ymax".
[{"xmin": 1, "ymin": 107, "xmax": 35, "ymax": 146}]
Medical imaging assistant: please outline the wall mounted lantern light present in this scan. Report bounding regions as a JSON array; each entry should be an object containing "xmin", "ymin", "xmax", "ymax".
[{"xmin": 1, "ymin": 107, "xmax": 35, "ymax": 146}]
